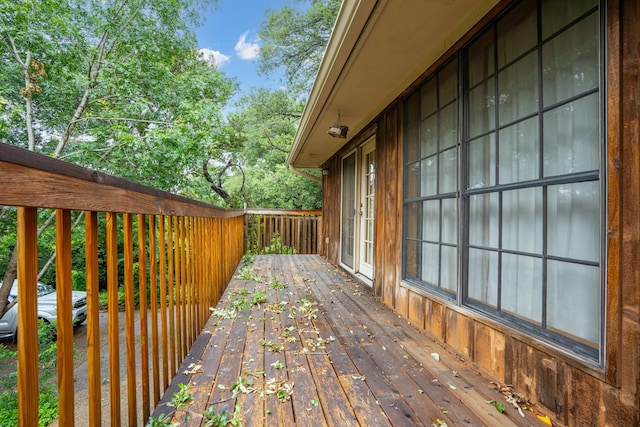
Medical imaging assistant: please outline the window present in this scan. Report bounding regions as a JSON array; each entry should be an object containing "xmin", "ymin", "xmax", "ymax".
[
  {"xmin": 402, "ymin": 0, "xmax": 602, "ymax": 360},
  {"xmin": 403, "ymin": 59, "xmax": 459, "ymax": 297}
]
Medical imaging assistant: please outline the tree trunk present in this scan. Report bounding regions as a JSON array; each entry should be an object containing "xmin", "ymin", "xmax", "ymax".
[{"xmin": 0, "ymin": 245, "xmax": 18, "ymax": 317}]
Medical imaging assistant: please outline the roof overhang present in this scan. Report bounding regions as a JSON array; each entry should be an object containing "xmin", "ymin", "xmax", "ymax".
[{"xmin": 287, "ymin": 0, "xmax": 500, "ymax": 169}]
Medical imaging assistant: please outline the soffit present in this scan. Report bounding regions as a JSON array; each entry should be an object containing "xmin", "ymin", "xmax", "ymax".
[{"xmin": 288, "ymin": 0, "xmax": 499, "ymax": 169}]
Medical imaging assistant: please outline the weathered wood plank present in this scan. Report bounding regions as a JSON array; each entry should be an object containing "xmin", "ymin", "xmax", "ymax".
[{"xmin": 157, "ymin": 255, "xmax": 554, "ymax": 426}]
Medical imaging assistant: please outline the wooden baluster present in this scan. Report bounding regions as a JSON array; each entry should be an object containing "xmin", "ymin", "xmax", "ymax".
[
  {"xmin": 106, "ymin": 211, "xmax": 121, "ymax": 427},
  {"xmin": 17, "ymin": 207, "xmax": 39, "ymax": 427},
  {"xmin": 137, "ymin": 214, "xmax": 150, "ymax": 421},
  {"xmin": 149, "ymin": 215, "xmax": 160, "ymax": 405},
  {"xmin": 85, "ymin": 211, "xmax": 101, "ymax": 425},
  {"xmin": 56, "ymin": 209, "xmax": 75, "ymax": 426},
  {"xmin": 123, "ymin": 213, "xmax": 137, "ymax": 426},
  {"xmin": 167, "ymin": 216, "xmax": 177, "ymax": 378},
  {"xmin": 158, "ymin": 216, "xmax": 170, "ymax": 391}
]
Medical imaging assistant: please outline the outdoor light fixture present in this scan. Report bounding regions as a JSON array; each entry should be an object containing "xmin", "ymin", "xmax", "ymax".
[
  {"xmin": 322, "ymin": 168, "xmax": 330, "ymax": 176},
  {"xmin": 327, "ymin": 112, "xmax": 348, "ymax": 139}
]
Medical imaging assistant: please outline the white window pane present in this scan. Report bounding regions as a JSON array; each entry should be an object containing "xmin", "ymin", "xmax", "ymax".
[
  {"xmin": 468, "ymin": 134, "xmax": 496, "ymax": 189},
  {"xmin": 469, "ymin": 80, "xmax": 496, "ymax": 138},
  {"xmin": 421, "ymin": 79, "xmax": 437, "ymax": 118},
  {"xmin": 547, "ymin": 260, "xmax": 600, "ymax": 345},
  {"xmin": 468, "ymin": 193, "xmax": 499, "ymax": 248},
  {"xmin": 405, "ymin": 162, "xmax": 419, "ymax": 199},
  {"xmin": 420, "ymin": 156, "xmax": 437, "ymax": 197},
  {"xmin": 497, "ymin": 0, "xmax": 537, "ymax": 67},
  {"xmin": 439, "ymin": 59, "xmax": 458, "ymax": 105},
  {"xmin": 468, "ymin": 29, "xmax": 495, "ymax": 87},
  {"xmin": 543, "ymin": 93, "xmax": 600, "ymax": 176},
  {"xmin": 439, "ymin": 147, "xmax": 457, "ymax": 194},
  {"xmin": 441, "ymin": 198, "xmax": 457, "ymax": 245},
  {"xmin": 421, "ymin": 242, "xmax": 439, "ymax": 285},
  {"xmin": 501, "ymin": 254, "xmax": 542, "ymax": 323},
  {"xmin": 440, "ymin": 103, "xmax": 458, "ymax": 150},
  {"xmin": 468, "ymin": 248, "xmax": 498, "ymax": 307},
  {"xmin": 498, "ymin": 116, "xmax": 539, "ymax": 184},
  {"xmin": 421, "ymin": 114, "xmax": 438, "ymax": 157},
  {"xmin": 541, "ymin": 0, "xmax": 597, "ymax": 39},
  {"xmin": 502, "ymin": 188, "xmax": 543, "ymax": 253},
  {"xmin": 441, "ymin": 245, "xmax": 458, "ymax": 293},
  {"xmin": 422, "ymin": 200, "xmax": 440, "ymax": 242},
  {"xmin": 542, "ymin": 13, "xmax": 599, "ymax": 107},
  {"xmin": 498, "ymin": 52, "xmax": 538, "ymax": 125},
  {"xmin": 547, "ymin": 182, "xmax": 600, "ymax": 262}
]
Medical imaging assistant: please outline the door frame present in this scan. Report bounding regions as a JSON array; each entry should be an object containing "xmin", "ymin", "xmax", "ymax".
[{"xmin": 339, "ymin": 136, "xmax": 376, "ymax": 284}]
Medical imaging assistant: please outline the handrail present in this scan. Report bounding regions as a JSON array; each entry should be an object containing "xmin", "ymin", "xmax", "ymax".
[{"xmin": 0, "ymin": 143, "xmax": 245, "ymax": 426}]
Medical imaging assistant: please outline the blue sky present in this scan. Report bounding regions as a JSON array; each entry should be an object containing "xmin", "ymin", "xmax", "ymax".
[{"xmin": 193, "ymin": 0, "xmax": 292, "ymax": 97}]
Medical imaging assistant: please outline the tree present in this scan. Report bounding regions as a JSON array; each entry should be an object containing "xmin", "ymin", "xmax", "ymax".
[
  {"xmin": 0, "ymin": 0, "xmax": 231, "ymax": 316},
  {"xmin": 258, "ymin": 0, "xmax": 342, "ymax": 95},
  {"xmin": 217, "ymin": 89, "xmax": 321, "ymax": 210}
]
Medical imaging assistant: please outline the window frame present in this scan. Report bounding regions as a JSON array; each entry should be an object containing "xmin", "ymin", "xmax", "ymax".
[{"xmin": 401, "ymin": 0, "xmax": 605, "ymax": 363}]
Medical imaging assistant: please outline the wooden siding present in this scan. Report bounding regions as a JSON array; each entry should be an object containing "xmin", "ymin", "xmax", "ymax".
[{"xmin": 319, "ymin": 1, "xmax": 640, "ymax": 425}]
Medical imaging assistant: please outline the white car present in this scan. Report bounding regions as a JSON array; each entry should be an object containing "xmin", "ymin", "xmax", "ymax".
[{"xmin": 0, "ymin": 280, "xmax": 87, "ymax": 342}]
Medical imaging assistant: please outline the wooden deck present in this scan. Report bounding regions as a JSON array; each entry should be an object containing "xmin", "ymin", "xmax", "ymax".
[{"xmin": 153, "ymin": 255, "xmax": 551, "ymax": 426}]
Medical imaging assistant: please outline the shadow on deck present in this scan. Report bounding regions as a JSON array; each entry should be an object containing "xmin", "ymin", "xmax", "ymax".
[{"xmin": 152, "ymin": 255, "xmax": 548, "ymax": 427}]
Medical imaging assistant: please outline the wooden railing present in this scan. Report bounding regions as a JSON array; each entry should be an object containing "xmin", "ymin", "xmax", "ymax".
[
  {"xmin": 245, "ymin": 208, "xmax": 322, "ymax": 255},
  {"xmin": 0, "ymin": 143, "xmax": 245, "ymax": 426}
]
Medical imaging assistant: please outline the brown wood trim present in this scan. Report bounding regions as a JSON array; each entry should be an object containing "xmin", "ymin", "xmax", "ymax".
[
  {"xmin": 244, "ymin": 208, "xmax": 322, "ymax": 216},
  {"xmin": 0, "ymin": 143, "xmax": 243, "ymax": 218},
  {"xmin": 605, "ymin": 0, "xmax": 623, "ymax": 387},
  {"xmin": 398, "ymin": 280, "xmax": 607, "ymax": 382}
]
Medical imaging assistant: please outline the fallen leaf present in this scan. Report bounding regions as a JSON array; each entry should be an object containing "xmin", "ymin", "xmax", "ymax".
[
  {"xmin": 431, "ymin": 353, "xmax": 440, "ymax": 362},
  {"xmin": 537, "ymin": 415, "xmax": 552, "ymax": 426}
]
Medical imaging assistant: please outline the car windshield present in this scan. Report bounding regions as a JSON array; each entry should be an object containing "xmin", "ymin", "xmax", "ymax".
[{"xmin": 37, "ymin": 283, "xmax": 55, "ymax": 296}]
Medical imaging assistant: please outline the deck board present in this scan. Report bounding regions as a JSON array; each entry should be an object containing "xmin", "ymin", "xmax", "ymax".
[{"xmin": 155, "ymin": 255, "xmax": 550, "ymax": 426}]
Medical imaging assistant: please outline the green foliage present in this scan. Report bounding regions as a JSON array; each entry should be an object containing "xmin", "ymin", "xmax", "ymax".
[
  {"xmin": 229, "ymin": 296, "xmax": 250, "ymax": 312},
  {"xmin": 147, "ymin": 385, "xmax": 243, "ymax": 427},
  {"xmin": 258, "ymin": 0, "xmax": 342, "ymax": 94},
  {"xmin": 234, "ymin": 266, "xmax": 263, "ymax": 282},
  {"xmin": 241, "ymin": 252, "xmax": 254, "ymax": 266},
  {"xmin": 0, "ymin": 322, "xmax": 59, "ymax": 426},
  {"xmin": 167, "ymin": 383, "xmax": 193, "ymax": 411},
  {"xmin": 146, "ymin": 413, "xmax": 179, "ymax": 427},
  {"xmin": 268, "ymin": 279, "xmax": 287, "ymax": 290},
  {"xmin": 485, "ymin": 400, "xmax": 506, "ymax": 414},
  {"xmin": 202, "ymin": 403, "xmax": 243, "ymax": 427},
  {"xmin": 260, "ymin": 233, "xmax": 297, "ymax": 255},
  {"xmin": 250, "ymin": 289, "xmax": 269, "ymax": 306},
  {"xmin": 97, "ymin": 285, "xmax": 141, "ymax": 311},
  {"xmin": 222, "ymin": 89, "xmax": 322, "ymax": 210}
]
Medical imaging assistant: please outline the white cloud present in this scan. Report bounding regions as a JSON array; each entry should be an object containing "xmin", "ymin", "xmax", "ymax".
[
  {"xmin": 234, "ymin": 31, "xmax": 260, "ymax": 60},
  {"xmin": 199, "ymin": 48, "xmax": 231, "ymax": 68}
]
